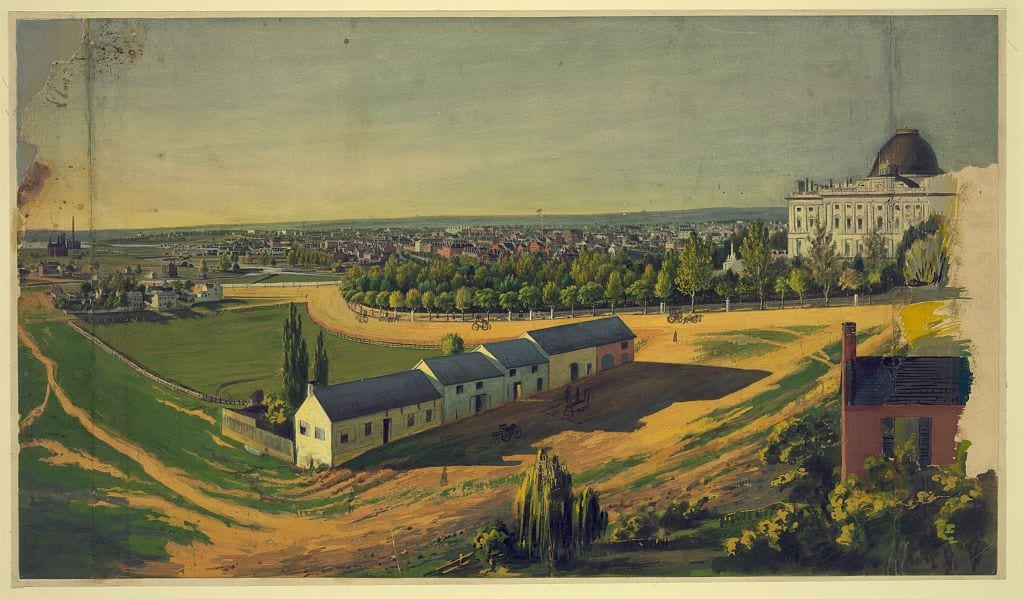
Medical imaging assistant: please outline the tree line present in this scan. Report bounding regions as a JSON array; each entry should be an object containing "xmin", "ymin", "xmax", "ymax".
[{"xmin": 340, "ymin": 218, "xmax": 947, "ymax": 319}]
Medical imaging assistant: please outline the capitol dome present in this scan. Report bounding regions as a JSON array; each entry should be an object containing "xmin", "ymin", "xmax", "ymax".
[{"xmin": 868, "ymin": 128, "xmax": 943, "ymax": 177}]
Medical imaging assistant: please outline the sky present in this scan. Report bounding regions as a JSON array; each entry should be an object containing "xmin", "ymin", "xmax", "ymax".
[{"xmin": 17, "ymin": 16, "xmax": 998, "ymax": 231}]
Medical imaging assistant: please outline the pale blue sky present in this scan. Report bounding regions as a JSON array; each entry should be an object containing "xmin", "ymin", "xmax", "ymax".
[{"xmin": 18, "ymin": 16, "xmax": 998, "ymax": 229}]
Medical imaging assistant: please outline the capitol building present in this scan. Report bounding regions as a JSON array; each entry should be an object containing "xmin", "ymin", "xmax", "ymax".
[{"xmin": 786, "ymin": 128, "xmax": 958, "ymax": 259}]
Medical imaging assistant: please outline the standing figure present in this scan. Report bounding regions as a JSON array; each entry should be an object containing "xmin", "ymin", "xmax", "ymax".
[
  {"xmin": 673, "ymin": 330, "xmax": 678, "ymax": 343},
  {"xmin": 440, "ymin": 465, "xmax": 449, "ymax": 488}
]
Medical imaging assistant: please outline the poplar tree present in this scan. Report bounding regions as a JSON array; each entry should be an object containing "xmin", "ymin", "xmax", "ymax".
[
  {"xmin": 807, "ymin": 223, "xmax": 842, "ymax": 307},
  {"xmin": 313, "ymin": 330, "xmax": 329, "ymax": 387},
  {"xmin": 739, "ymin": 220, "xmax": 774, "ymax": 310},
  {"xmin": 282, "ymin": 303, "xmax": 310, "ymax": 408}
]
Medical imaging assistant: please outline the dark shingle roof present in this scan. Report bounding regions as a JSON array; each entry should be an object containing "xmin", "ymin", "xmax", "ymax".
[
  {"xmin": 478, "ymin": 339, "xmax": 548, "ymax": 369},
  {"xmin": 850, "ymin": 356, "xmax": 972, "ymax": 406},
  {"xmin": 420, "ymin": 352, "xmax": 504, "ymax": 386},
  {"xmin": 312, "ymin": 370, "xmax": 441, "ymax": 422},
  {"xmin": 524, "ymin": 316, "xmax": 635, "ymax": 355}
]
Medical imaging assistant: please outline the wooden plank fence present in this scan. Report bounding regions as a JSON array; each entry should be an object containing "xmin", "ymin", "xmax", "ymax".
[
  {"xmin": 66, "ymin": 320, "xmax": 248, "ymax": 406},
  {"xmin": 308, "ymin": 305, "xmax": 441, "ymax": 350},
  {"xmin": 425, "ymin": 552, "xmax": 477, "ymax": 577},
  {"xmin": 718, "ymin": 504, "xmax": 786, "ymax": 528},
  {"xmin": 221, "ymin": 280, "xmax": 339, "ymax": 288}
]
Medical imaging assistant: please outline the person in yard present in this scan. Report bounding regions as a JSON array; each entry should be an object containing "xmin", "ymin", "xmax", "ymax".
[
  {"xmin": 440, "ymin": 465, "xmax": 449, "ymax": 487},
  {"xmin": 673, "ymin": 330, "xmax": 678, "ymax": 343}
]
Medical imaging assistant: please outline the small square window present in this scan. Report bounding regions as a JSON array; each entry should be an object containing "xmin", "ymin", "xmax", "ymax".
[
  {"xmin": 299, "ymin": 421, "xmax": 309, "ymax": 436},
  {"xmin": 425, "ymin": 409, "xmax": 433, "ymax": 423},
  {"xmin": 364, "ymin": 422, "xmax": 372, "ymax": 436},
  {"xmin": 531, "ymin": 365, "xmax": 538, "ymax": 373},
  {"xmin": 314, "ymin": 427, "xmax": 325, "ymax": 440},
  {"xmin": 339, "ymin": 432, "xmax": 349, "ymax": 444},
  {"xmin": 620, "ymin": 341, "xmax": 628, "ymax": 350},
  {"xmin": 407, "ymin": 413, "xmax": 415, "ymax": 427},
  {"xmin": 456, "ymin": 384, "xmax": 464, "ymax": 394},
  {"xmin": 509, "ymin": 368, "xmax": 517, "ymax": 376},
  {"xmin": 476, "ymin": 381, "xmax": 483, "ymax": 390}
]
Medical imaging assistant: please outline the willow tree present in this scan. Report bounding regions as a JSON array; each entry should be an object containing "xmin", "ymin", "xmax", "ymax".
[{"xmin": 514, "ymin": 450, "xmax": 607, "ymax": 568}]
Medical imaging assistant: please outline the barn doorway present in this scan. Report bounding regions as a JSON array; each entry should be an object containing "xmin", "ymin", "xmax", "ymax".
[
  {"xmin": 474, "ymin": 395, "xmax": 487, "ymax": 413},
  {"xmin": 570, "ymin": 363, "xmax": 579, "ymax": 381},
  {"xmin": 601, "ymin": 354, "xmax": 614, "ymax": 370},
  {"xmin": 512, "ymin": 382, "xmax": 522, "ymax": 401},
  {"xmin": 382, "ymin": 418, "xmax": 391, "ymax": 444}
]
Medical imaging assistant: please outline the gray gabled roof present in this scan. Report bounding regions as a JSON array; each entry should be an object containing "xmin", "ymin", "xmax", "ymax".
[
  {"xmin": 850, "ymin": 356, "xmax": 971, "ymax": 406},
  {"xmin": 524, "ymin": 316, "xmax": 635, "ymax": 356},
  {"xmin": 478, "ymin": 339, "xmax": 548, "ymax": 369},
  {"xmin": 312, "ymin": 370, "xmax": 441, "ymax": 422},
  {"xmin": 420, "ymin": 352, "xmax": 504, "ymax": 386}
]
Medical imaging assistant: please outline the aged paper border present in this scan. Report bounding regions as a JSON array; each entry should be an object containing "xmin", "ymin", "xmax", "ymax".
[{"xmin": 2, "ymin": 1, "xmax": 1019, "ymax": 597}]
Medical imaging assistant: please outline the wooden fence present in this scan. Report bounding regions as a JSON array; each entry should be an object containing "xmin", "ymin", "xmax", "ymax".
[
  {"xmin": 66, "ymin": 320, "xmax": 248, "ymax": 406},
  {"xmin": 308, "ymin": 305, "xmax": 441, "ymax": 350},
  {"xmin": 425, "ymin": 552, "xmax": 477, "ymax": 577},
  {"xmin": 718, "ymin": 504, "xmax": 786, "ymax": 528},
  {"xmin": 221, "ymin": 409, "xmax": 294, "ymax": 462},
  {"xmin": 221, "ymin": 280, "xmax": 338, "ymax": 288}
]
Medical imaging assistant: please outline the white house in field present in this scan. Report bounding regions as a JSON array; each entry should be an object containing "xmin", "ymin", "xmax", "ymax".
[
  {"xmin": 476, "ymin": 338, "xmax": 549, "ymax": 401},
  {"xmin": 192, "ymin": 281, "xmax": 223, "ymax": 303},
  {"xmin": 415, "ymin": 352, "xmax": 505, "ymax": 422},
  {"xmin": 293, "ymin": 373, "xmax": 442, "ymax": 468}
]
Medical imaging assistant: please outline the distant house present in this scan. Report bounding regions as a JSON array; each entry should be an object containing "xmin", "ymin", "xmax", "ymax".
[
  {"xmin": 522, "ymin": 316, "xmax": 636, "ymax": 388},
  {"xmin": 415, "ymin": 353, "xmax": 505, "ymax": 422},
  {"xmin": 840, "ymin": 322, "xmax": 972, "ymax": 480},
  {"xmin": 160, "ymin": 261, "xmax": 179, "ymax": 279},
  {"xmin": 293, "ymin": 373, "xmax": 442, "ymax": 468},
  {"xmin": 192, "ymin": 281, "xmax": 223, "ymax": 303},
  {"xmin": 125, "ymin": 290, "xmax": 144, "ymax": 309},
  {"xmin": 476, "ymin": 339, "xmax": 550, "ymax": 401},
  {"xmin": 148, "ymin": 288, "xmax": 178, "ymax": 311}
]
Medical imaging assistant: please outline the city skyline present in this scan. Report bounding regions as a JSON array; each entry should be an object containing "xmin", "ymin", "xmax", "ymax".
[{"xmin": 17, "ymin": 16, "xmax": 998, "ymax": 230}]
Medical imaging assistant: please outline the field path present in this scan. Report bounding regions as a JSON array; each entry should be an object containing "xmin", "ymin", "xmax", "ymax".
[
  {"xmin": 19, "ymin": 383, "xmax": 50, "ymax": 429},
  {"xmin": 18, "ymin": 325, "xmax": 262, "ymax": 528}
]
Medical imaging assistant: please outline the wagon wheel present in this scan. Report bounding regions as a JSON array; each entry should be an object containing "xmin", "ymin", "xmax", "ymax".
[
  {"xmin": 489, "ymin": 431, "xmax": 500, "ymax": 441},
  {"xmin": 500, "ymin": 430, "xmax": 512, "ymax": 443},
  {"xmin": 471, "ymin": 322, "xmax": 480, "ymax": 331},
  {"xmin": 482, "ymin": 322, "xmax": 491, "ymax": 331},
  {"xmin": 511, "ymin": 424, "xmax": 522, "ymax": 439}
]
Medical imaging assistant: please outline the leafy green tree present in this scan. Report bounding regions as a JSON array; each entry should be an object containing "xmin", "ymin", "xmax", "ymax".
[
  {"xmin": 739, "ymin": 220, "xmax": 774, "ymax": 310},
  {"xmin": 559, "ymin": 284, "xmax": 578, "ymax": 318},
  {"xmin": 676, "ymin": 234, "xmax": 714, "ymax": 313},
  {"xmin": 571, "ymin": 486, "xmax": 608, "ymax": 552},
  {"xmin": 475, "ymin": 288, "xmax": 497, "ymax": 319},
  {"xmin": 405, "ymin": 288, "xmax": 422, "ymax": 320},
  {"xmin": 788, "ymin": 267, "xmax": 810, "ymax": 306},
  {"xmin": 774, "ymin": 275, "xmax": 789, "ymax": 309},
  {"xmin": 199, "ymin": 259, "xmax": 208, "ymax": 277},
  {"xmin": 421, "ymin": 289, "xmax": 436, "ymax": 321},
  {"xmin": 714, "ymin": 272, "xmax": 737, "ymax": 303},
  {"xmin": 518, "ymin": 284, "xmax": 542, "ymax": 320},
  {"xmin": 578, "ymin": 281, "xmax": 603, "ymax": 316},
  {"xmin": 262, "ymin": 392, "xmax": 290, "ymax": 427},
  {"xmin": 839, "ymin": 267, "xmax": 862, "ymax": 297},
  {"xmin": 862, "ymin": 229, "xmax": 888, "ymax": 303},
  {"xmin": 627, "ymin": 272, "xmax": 654, "ymax": 314},
  {"xmin": 455, "ymin": 286, "xmax": 474, "ymax": 321},
  {"xmin": 441, "ymin": 332, "xmax": 465, "ymax": 355},
  {"xmin": 903, "ymin": 225, "xmax": 948, "ymax": 286},
  {"xmin": 388, "ymin": 290, "xmax": 404, "ymax": 316},
  {"xmin": 542, "ymin": 281, "xmax": 560, "ymax": 318},
  {"xmin": 436, "ymin": 291, "xmax": 455, "ymax": 321},
  {"xmin": 807, "ymin": 223, "xmax": 842, "ymax": 307},
  {"xmin": 313, "ymin": 330, "xmax": 329, "ymax": 387},
  {"xmin": 603, "ymin": 271, "xmax": 625, "ymax": 314},
  {"xmin": 499, "ymin": 291, "xmax": 518, "ymax": 322},
  {"xmin": 654, "ymin": 268, "xmax": 674, "ymax": 310}
]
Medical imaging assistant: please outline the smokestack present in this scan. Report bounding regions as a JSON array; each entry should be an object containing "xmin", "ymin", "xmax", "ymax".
[
  {"xmin": 307, "ymin": 380, "xmax": 319, "ymax": 397},
  {"xmin": 841, "ymin": 322, "xmax": 857, "ymax": 404},
  {"xmin": 71, "ymin": 216, "xmax": 75, "ymax": 241}
]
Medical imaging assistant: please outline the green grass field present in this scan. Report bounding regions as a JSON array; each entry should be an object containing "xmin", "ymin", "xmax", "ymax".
[
  {"xmin": 83, "ymin": 304, "xmax": 439, "ymax": 402},
  {"xmin": 694, "ymin": 336, "xmax": 777, "ymax": 362}
]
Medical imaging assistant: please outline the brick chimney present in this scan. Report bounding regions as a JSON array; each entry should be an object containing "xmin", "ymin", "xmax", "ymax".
[
  {"xmin": 841, "ymin": 322, "xmax": 857, "ymax": 404},
  {"xmin": 307, "ymin": 380, "xmax": 318, "ymax": 397}
]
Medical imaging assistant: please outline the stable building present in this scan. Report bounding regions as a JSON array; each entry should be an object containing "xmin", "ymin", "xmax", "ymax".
[
  {"xmin": 522, "ymin": 316, "xmax": 636, "ymax": 388},
  {"xmin": 294, "ymin": 371, "xmax": 442, "ymax": 468},
  {"xmin": 839, "ymin": 322, "xmax": 972, "ymax": 479},
  {"xmin": 415, "ymin": 353, "xmax": 505, "ymax": 422},
  {"xmin": 476, "ymin": 339, "xmax": 549, "ymax": 401}
]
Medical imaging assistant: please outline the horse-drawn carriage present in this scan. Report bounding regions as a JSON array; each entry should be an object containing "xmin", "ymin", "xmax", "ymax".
[
  {"xmin": 489, "ymin": 423, "xmax": 522, "ymax": 442},
  {"xmin": 562, "ymin": 387, "xmax": 591, "ymax": 418},
  {"xmin": 471, "ymin": 317, "xmax": 492, "ymax": 331},
  {"xmin": 666, "ymin": 310, "xmax": 703, "ymax": 324}
]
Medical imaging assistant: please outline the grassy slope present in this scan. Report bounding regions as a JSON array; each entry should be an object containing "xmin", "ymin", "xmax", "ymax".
[{"xmin": 83, "ymin": 304, "xmax": 439, "ymax": 401}]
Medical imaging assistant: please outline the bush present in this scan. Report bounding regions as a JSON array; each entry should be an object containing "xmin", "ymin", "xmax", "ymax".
[{"xmin": 441, "ymin": 333, "xmax": 465, "ymax": 355}]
